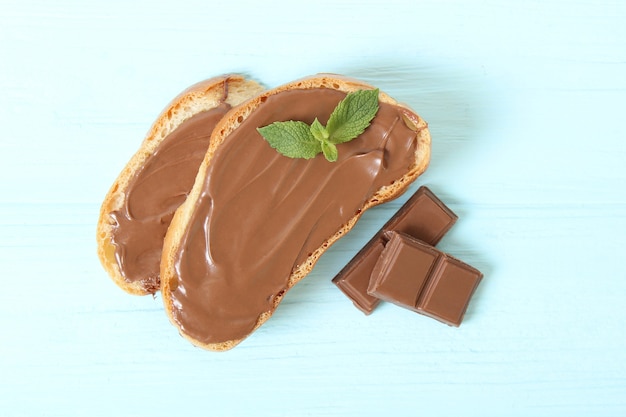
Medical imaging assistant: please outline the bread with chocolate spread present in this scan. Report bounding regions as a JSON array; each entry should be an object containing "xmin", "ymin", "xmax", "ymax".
[
  {"xmin": 160, "ymin": 74, "xmax": 431, "ymax": 350},
  {"xmin": 96, "ymin": 75, "xmax": 264, "ymax": 295}
]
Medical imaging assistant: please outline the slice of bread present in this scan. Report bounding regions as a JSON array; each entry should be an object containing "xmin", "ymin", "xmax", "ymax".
[
  {"xmin": 97, "ymin": 74, "xmax": 265, "ymax": 295},
  {"xmin": 161, "ymin": 74, "xmax": 431, "ymax": 350}
]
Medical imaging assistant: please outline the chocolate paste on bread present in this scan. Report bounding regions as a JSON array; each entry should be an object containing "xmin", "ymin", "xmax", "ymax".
[
  {"xmin": 97, "ymin": 75, "xmax": 264, "ymax": 295},
  {"xmin": 160, "ymin": 75, "xmax": 431, "ymax": 350},
  {"xmin": 109, "ymin": 105, "xmax": 230, "ymax": 291}
]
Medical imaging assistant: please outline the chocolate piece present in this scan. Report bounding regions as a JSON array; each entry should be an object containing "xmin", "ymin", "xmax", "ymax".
[
  {"xmin": 382, "ymin": 186, "xmax": 458, "ymax": 245},
  {"xmin": 332, "ymin": 238, "xmax": 386, "ymax": 314},
  {"xmin": 367, "ymin": 232, "xmax": 439, "ymax": 311},
  {"xmin": 368, "ymin": 232, "xmax": 482, "ymax": 326},
  {"xmin": 332, "ymin": 186, "xmax": 457, "ymax": 314},
  {"xmin": 418, "ymin": 255, "xmax": 483, "ymax": 326}
]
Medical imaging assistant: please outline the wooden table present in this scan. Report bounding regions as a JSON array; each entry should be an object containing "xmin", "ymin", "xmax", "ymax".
[{"xmin": 1, "ymin": 0, "xmax": 625, "ymax": 415}]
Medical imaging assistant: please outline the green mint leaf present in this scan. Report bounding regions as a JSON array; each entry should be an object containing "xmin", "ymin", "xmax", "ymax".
[
  {"xmin": 321, "ymin": 141, "xmax": 338, "ymax": 162},
  {"xmin": 326, "ymin": 89, "xmax": 380, "ymax": 144},
  {"xmin": 257, "ymin": 121, "xmax": 321, "ymax": 159},
  {"xmin": 310, "ymin": 118, "xmax": 329, "ymax": 142},
  {"xmin": 257, "ymin": 89, "xmax": 379, "ymax": 161}
]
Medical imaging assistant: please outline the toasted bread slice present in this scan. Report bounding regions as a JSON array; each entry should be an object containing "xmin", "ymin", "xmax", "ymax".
[
  {"xmin": 161, "ymin": 74, "xmax": 431, "ymax": 350},
  {"xmin": 97, "ymin": 75, "xmax": 264, "ymax": 295}
]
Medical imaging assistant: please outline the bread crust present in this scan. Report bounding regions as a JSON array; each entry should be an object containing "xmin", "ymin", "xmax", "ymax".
[
  {"xmin": 161, "ymin": 74, "xmax": 431, "ymax": 350},
  {"xmin": 96, "ymin": 74, "xmax": 264, "ymax": 295}
]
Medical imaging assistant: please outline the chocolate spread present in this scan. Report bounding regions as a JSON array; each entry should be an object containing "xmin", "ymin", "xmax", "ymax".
[
  {"xmin": 110, "ymin": 103, "xmax": 231, "ymax": 292},
  {"xmin": 171, "ymin": 88, "xmax": 419, "ymax": 344}
]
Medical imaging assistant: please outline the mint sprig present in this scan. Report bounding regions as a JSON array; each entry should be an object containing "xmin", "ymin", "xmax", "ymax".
[{"xmin": 257, "ymin": 89, "xmax": 379, "ymax": 162}]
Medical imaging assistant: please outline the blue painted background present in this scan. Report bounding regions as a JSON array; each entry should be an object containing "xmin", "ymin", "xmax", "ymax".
[{"xmin": 1, "ymin": 0, "xmax": 625, "ymax": 415}]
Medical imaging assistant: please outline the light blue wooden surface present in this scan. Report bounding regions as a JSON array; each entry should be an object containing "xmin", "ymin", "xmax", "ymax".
[{"xmin": 2, "ymin": 0, "xmax": 626, "ymax": 415}]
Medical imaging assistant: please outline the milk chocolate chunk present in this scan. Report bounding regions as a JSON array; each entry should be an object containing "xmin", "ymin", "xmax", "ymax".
[
  {"xmin": 332, "ymin": 238, "xmax": 386, "ymax": 314},
  {"xmin": 418, "ymin": 255, "xmax": 483, "ymax": 326},
  {"xmin": 383, "ymin": 186, "xmax": 458, "ymax": 245},
  {"xmin": 332, "ymin": 186, "xmax": 457, "ymax": 314},
  {"xmin": 368, "ymin": 232, "xmax": 482, "ymax": 326},
  {"xmin": 367, "ymin": 232, "xmax": 440, "ymax": 311}
]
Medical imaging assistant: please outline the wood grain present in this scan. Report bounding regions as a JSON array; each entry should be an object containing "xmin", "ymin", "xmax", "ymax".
[{"xmin": 1, "ymin": 0, "xmax": 625, "ymax": 415}]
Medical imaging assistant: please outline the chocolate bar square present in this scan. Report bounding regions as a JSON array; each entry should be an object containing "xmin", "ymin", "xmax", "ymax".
[
  {"xmin": 366, "ymin": 233, "xmax": 439, "ymax": 310},
  {"xmin": 417, "ymin": 256, "xmax": 483, "ymax": 326},
  {"xmin": 368, "ymin": 232, "xmax": 482, "ymax": 326},
  {"xmin": 332, "ymin": 238, "xmax": 386, "ymax": 314}
]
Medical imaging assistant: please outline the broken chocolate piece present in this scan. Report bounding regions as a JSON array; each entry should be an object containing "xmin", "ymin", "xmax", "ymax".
[
  {"xmin": 332, "ymin": 186, "xmax": 457, "ymax": 314},
  {"xmin": 367, "ymin": 232, "xmax": 439, "ymax": 311},
  {"xmin": 382, "ymin": 186, "xmax": 458, "ymax": 245},
  {"xmin": 417, "ymin": 255, "xmax": 483, "ymax": 326},
  {"xmin": 332, "ymin": 238, "xmax": 386, "ymax": 314},
  {"xmin": 368, "ymin": 232, "xmax": 482, "ymax": 326}
]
